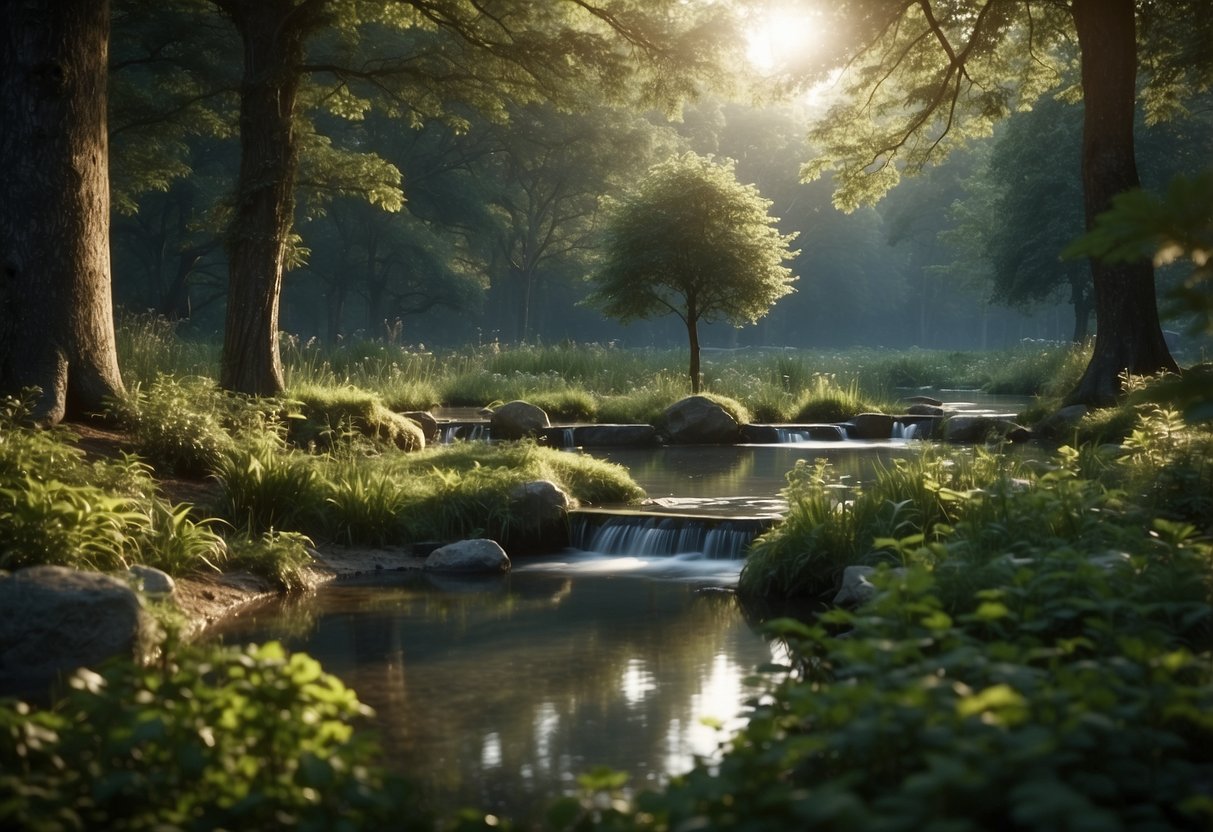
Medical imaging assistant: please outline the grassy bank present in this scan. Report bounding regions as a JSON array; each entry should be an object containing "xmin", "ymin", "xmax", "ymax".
[{"xmin": 118, "ymin": 315, "xmax": 1095, "ymax": 424}]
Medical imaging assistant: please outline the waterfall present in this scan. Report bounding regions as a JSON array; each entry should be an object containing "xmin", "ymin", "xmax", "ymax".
[
  {"xmin": 438, "ymin": 422, "xmax": 489, "ymax": 444},
  {"xmin": 562, "ymin": 427, "xmax": 576, "ymax": 448},
  {"xmin": 568, "ymin": 513, "xmax": 773, "ymax": 559},
  {"xmin": 774, "ymin": 425, "xmax": 849, "ymax": 443}
]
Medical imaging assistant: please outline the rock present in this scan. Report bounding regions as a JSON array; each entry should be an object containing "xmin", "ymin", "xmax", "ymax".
[
  {"xmin": 403, "ymin": 410, "xmax": 440, "ymax": 443},
  {"xmin": 1034, "ymin": 404, "xmax": 1090, "ymax": 440},
  {"xmin": 846, "ymin": 412, "xmax": 894, "ymax": 440},
  {"xmin": 941, "ymin": 415, "xmax": 1029, "ymax": 443},
  {"xmin": 424, "ymin": 539, "xmax": 511, "ymax": 573},
  {"xmin": 491, "ymin": 400, "xmax": 550, "ymax": 440},
  {"xmin": 662, "ymin": 396, "xmax": 741, "ymax": 444},
  {"xmin": 906, "ymin": 403, "xmax": 946, "ymax": 417},
  {"xmin": 833, "ymin": 564, "xmax": 906, "ymax": 607},
  {"xmin": 900, "ymin": 394, "xmax": 943, "ymax": 407},
  {"xmin": 127, "ymin": 564, "xmax": 175, "ymax": 598},
  {"xmin": 0, "ymin": 566, "xmax": 155, "ymax": 697},
  {"xmin": 502, "ymin": 480, "xmax": 575, "ymax": 553}
]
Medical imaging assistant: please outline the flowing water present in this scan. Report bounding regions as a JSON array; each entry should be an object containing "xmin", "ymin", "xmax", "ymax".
[{"xmin": 211, "ymin": 392, "xmax": 1031, "ymax": 821}]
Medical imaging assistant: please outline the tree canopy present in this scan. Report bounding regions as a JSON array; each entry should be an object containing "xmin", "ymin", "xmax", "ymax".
[
  {"xmin": 589, "ymin": 152, "xmax": 798, "ymax": 393},
  {"xmin": 791, "ymin": 0, "xmax": 1213, "ymax": 404}
]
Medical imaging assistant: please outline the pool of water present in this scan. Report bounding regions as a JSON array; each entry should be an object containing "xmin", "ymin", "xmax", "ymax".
[
  {"xmin": 211, "ymin": 395, "xmax": 1035, "ymax": 821},
  {"xmin": 589, "ymin": 442, "xmax": 914, "ymax": 499},
  {"xmin": 211, "ymin": 563, "xmax": 779, "ymax": 822}
]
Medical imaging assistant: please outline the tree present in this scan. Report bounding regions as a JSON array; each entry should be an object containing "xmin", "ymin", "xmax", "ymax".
[
  {"xmin": 798, "ymin": 0, "xmax": 1213, "ymax": 404},
  {"xmin": 589, "ymin": 152, "xmax": 798, "ymax": 393},
  {"xmin": 201, "ymin": 0, "xmax": 737, "ymax": 396},
  {"xmin": 0, "ymin": 0, "xmax": 124, "ymax": 424}
]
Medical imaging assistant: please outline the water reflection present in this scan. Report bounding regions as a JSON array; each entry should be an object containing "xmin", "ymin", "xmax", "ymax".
[
  {"xmin": 591, "ymin": 443, "xmax": 914, "ymax": 499},
  {"xmin": 211, "ymin": 565, "xmax": 776, "ymax": 822}
]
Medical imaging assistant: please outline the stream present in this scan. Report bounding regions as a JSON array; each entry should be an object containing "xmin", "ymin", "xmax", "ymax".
[{"xmin": 210, "ymin": 392, "xmax": 1031, "ymax": 821}]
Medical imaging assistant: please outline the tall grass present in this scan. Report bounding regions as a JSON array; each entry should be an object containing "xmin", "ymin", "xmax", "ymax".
[{"xmin": 117, "ymin": 317, "xmax": 1095, "ymax": 422}]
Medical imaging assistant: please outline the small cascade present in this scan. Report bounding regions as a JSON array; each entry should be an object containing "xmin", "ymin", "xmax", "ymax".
[
  {"xmin": 568, "ymin": 511, "xmax": 773, "ymax": 559},
  {"xmin": 774, "ymin": 424, "xmax": 848, "ymax": 443},
  {"xmin": 562, "ymin": 427, "xmax": 576, "ymax": 448},
  {"xmin": 438, "ymin": 422, "xmax": 489, "ymax": 444},
  {"xmin": 892, "ymin": 421, "xmax": 921, "ymax": 440}
]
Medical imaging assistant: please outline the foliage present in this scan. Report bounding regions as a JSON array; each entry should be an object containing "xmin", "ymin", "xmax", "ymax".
[
  {"xmin": 792, "ymin": 374, "xmax": 876, "ymax": 422},
  {"xmin": 222, "ymin": 530, "xmax": 316, "ymax": 593},
  {"xmin": 286, "ymin": 383, "xmax": 424, "ymax": 452},
  {"xmin": 107, "ymin": 374, "xmax": 288, "ymax": 477},
  {"xmin": 0, "ymin": 392, "xmax": 226, "ymax": 576},
  {"xmin": 0, "ymin": 640, "xmax": 423, "ymax": 831},
  {"xmin": 620, "ymin": 557, "xmax": 1213, "ymax": 832},
  {"xmin": 589, "ymin": 152, "xmax": 798, "ymax": 393}
]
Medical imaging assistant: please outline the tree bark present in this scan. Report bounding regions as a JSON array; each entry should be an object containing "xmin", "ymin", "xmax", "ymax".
[
  {"xmin": 1067, "ymin": 0, "xmax": 1178, "ymax": 405},
  {"xmin": 0, "ymin": 0, "xmax": 123, "ymax": 424},
  {"xmin": 218, "ymin": 0, "xmax": 315, "ymax": 396},
  {"xmin": 686, "ymin": 302, "xmax": 701, "ymax": 394}
]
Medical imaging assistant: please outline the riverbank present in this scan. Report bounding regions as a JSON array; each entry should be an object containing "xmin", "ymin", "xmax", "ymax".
[{"xmin": 173, "ymin": 544, "xmax": 426, "ymax": 637}]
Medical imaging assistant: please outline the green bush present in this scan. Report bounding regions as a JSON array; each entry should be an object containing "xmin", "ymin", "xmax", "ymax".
[
  {"xmin": 0, "ymin": 393, "xmax": 227, "ymax": 576},
  {"xmin": 620, "ymin": 558, "xmax": 1213, "ymax": 832},
  {"xmin": 792, "ymin": 374, "xmax": 880, "ymax": 422},
  {"xmin": 286, "ymin": 383, "xmax": 425, "ymax": 452},
  {"xmin": 0, "ymin": 640, "xmax": 425, "ymax": 831}
]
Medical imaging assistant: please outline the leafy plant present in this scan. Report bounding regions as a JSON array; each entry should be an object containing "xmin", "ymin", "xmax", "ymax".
[{"xmin": 0, "ymin": 640, "xmax": 425, "ymax": 831}]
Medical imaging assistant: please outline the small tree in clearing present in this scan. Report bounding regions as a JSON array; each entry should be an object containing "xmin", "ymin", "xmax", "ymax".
[{"xmin": 589, "ymin": 152, "xmax": 798, "ymax": 393}]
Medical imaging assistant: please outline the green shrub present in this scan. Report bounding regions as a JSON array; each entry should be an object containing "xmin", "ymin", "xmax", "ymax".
[
  {"xmin": 527, "ymin": 388, "xmax": 598, "ymax": 422},
  {"xmin": 211, "ymin": 442, "xmax": 326, "ymax": 536},
  {"xmin": 620, "ymin": 559, "xmax": 1213, "ymax": 832},
  {"xmin": 286, "ymin": 383, "xmax": 424, "ymax": 452},
  {"xmin": 221, "ymin": 530, "xmax": 315, "ymax": 592},
  {"xmin": 107, "ymin": 375, "xmax": 280, "ymax": 477},
  {"xmin": 792, "ymin": 374, "xmax": 879, "ymax": 422},
  {"xmin": 0, "ymin": 640, "xmax": 424, "ymax": 831}
]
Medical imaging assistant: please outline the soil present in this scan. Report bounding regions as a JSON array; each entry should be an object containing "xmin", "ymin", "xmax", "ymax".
[{"xmin": 64, "ymin": 421, "xmax": 424, "ymax": 637}]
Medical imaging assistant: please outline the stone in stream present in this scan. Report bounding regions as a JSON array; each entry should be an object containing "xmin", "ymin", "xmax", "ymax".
[
  {"xmin": 846, "ymin": 412, "xmax": 894, "ymax": 440},
  {"xmin": 661, "ymin": 396, "xmax": 741, "ymax": 444},
  {"xmin": 490, "ymin": 400, "xmax": 550, "ymax": 440},
  {"xmin": 0, "ymin": 565, "xmax": 155, "ymax": 696},
  {"xmin": 424, "ymin": 539, "xmax": 512, "ymax": 573},
  {"xmin": 502, "ymin": 479, "xmax": 574, "ymax": 553}
]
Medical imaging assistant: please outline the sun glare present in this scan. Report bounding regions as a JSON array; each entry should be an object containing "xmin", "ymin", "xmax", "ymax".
[{"xmin": 744, "ymin": 5, "xmax": 823, "ymax": 73}]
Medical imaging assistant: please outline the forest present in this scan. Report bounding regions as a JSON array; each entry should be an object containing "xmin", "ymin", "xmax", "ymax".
[{"xmin": 2, "ymin": 0, "xmax": 1213, "ymax": 830}]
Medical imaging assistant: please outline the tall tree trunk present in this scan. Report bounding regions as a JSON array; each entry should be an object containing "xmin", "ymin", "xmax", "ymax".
[
  {"xmin": 218, "ymin": 0, "xmax": 312, "ymax": 396},
  {"xmin": 1067, "ymin": 0, "xmax": 1178, "ymax": 405},
  {"xmin": 0, "ymin": 0, "xmax": 123, "ymax": 424},
  {"xmin": 686, "ymin": 314, "xmax": 701, "ymax": 394}
]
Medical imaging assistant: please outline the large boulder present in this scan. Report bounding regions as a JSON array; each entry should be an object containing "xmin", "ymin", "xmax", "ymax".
[
  {"xmin": 661, "ymin": 396, "xmax": 741, "ymax": 444},
  {"xmin": 424, "ymin": 539, "xmax": 512, "ymax": 573},
  {"xmin": 491, "ymin": 400, "xmax": 550, "ymax": 440},
  {"xmin": 501, "ymin": 480, "xmax": 574, "ymax": 553},
  {"xmin": 846, "ymin": 412, "xmax": 894, "ymax": 440},
  {"xmin": 0, "ymin": 566, "xmax": 155, "ymax": 696}
]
